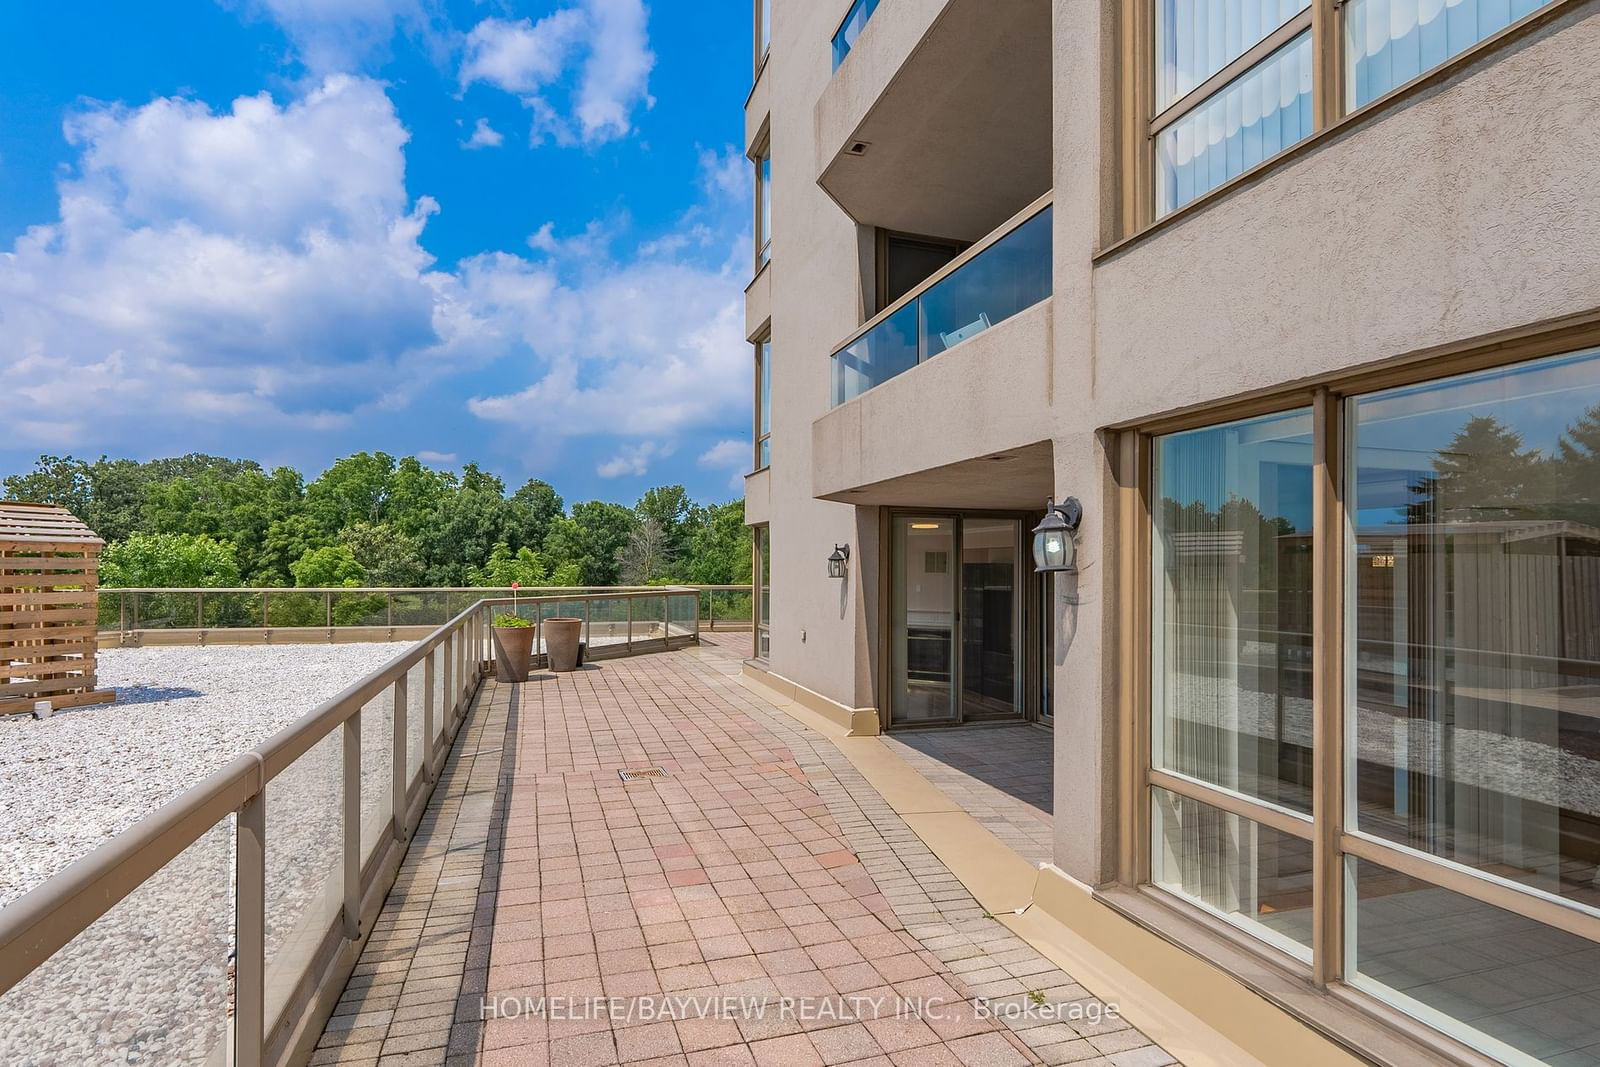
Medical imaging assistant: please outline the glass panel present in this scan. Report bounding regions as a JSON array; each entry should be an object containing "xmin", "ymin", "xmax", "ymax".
[
  {"xmin": 832, "ymin": 302, "xmax": 918, "ymax": 406},
  {"xmin": 832, "ymin": 0, "xmax": 878, "ymax": 69},
  {"xmin": 265, "ymin": 729, "xmax": 344, "ymax": 1028},
  {"xmin": 892, "ymin": 516, "xmax": 957, "ymax": 725},
  {"xmin": 759, "ymin": 0, "xmax": 771, "ymax": 59},
  {"xmin": 580, "ymin": 598, "xmax": 622, "ymax": 653},
  {"xmin": 266, "ymin": 590, "xmax": 326, "ymax": 628},
  {"xmin": 136, "ymin": 590, "xmax": 200, "ymax": 629},
  {"xmin": 202, "ymin": 590, "xmax": 264, "ymax": 628},
  {"xmin": 961, "ymin": 519, "xmax": 1020, "ymax": 721},
  {"xmin": 1347, "ymin": 0, "xmax": 1551, "ymax": 110},
  {"xmin": 1152, "ymin": 408, "xmax": 1315, "ymax": 813},
  {"xmin": 1156, "ymin": 31, "xmax": 1313, "ymax": 217},
  {"xmin": 757, "ymin": 338, "xmax": 772, "ymax": 468},
  {"xmin": 1151, "ymin": 787, "xmax": 1314, "ymax": 957},
  {"xmin": 1347, "ymin": 347, "xmax": 1600, "ymax": 911},
  {"xmin": 831, "ymin": 208, "xmax": 1052, "ymax": 405},
  {"xmin": 632, "ymin": 596, "xmax": 666, "ymax": 644},
  {"xmin": 360, "ymin": 684, "xmax": 395, "ymax": 866},
  {"xmin": 668, "ymin": 592, "xmax": 697, "ymax": 638},
  {"xmin": 1156, "ymin": 0, "xmax": 1310, "ymax": 108},
  {"xmin": 0, "ymin": 818, "xmax": 233, "ymax": 1064},
  {"xmin": 1349, "ymin": 856, "xmax": 1600, "ymax": 1064},
  {"xmin": 919, "ymin": 207, "xmax": 1052, "ymax": 359},
  {"xmin": 757, "ymin": 150, "xmax": 771, "ymax": 267}
]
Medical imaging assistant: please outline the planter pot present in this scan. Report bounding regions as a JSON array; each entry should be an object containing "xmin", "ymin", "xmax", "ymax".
[
  {"xmin": 493, "ymin": 625, "xmax": 535, "ymax": 682},
  {"xmin": 544, "ymin": 617, "xmax": 583, "ymax": 672}
]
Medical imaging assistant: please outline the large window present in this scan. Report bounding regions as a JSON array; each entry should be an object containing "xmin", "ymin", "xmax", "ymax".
[
  {"xmin": 1140, "ymin": 344, "xmax": 1600, "ymax": 1064},
  {"xmin": 831, "ymin": 0, "xmax": 878, "ymax": 70},
  {"xmin": 1142, "ymin": 0, "xmax": 1560, "ymax": 220},
  {"xmin": 757, "ymin": 0, "xmax": 770, "ymax": 69},
  {"xmin": 755, "ymin": 142, "xmax": 771, "ymax": 271},
  {"xmin": 754, "ymin": 336, "xmax": 771, "ymax": 469}
]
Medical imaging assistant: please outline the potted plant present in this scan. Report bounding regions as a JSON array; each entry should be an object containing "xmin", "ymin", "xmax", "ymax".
[
  {"xmin": 544, "ymin": 616, "xmax": 583, "ymax": 672},
  {"xmin": 492, "ymin": 613, "xmax": 535, "ymax": 682}
]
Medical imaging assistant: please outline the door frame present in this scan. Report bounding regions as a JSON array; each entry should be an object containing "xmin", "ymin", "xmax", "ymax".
[{"xmin": 878, "ymin": 508, "xmax": 1048, "ymax": 730}]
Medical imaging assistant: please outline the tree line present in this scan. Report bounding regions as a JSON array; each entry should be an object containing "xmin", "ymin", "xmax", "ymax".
[{"xmin": 2, "ymin": 453, "xmax": 751, "ymax": 590}]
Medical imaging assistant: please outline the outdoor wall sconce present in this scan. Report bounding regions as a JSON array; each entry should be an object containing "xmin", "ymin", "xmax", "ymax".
[
  {"xmin": 827, "ymin": 543, "xmax": 850, "ymax": 579},
  {"xmin": 1031, "ymin": 497, "xmax": 1082, "ymax": 574}
]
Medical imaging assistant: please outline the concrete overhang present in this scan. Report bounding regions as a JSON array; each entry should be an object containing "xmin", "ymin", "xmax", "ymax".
[
  {"xmin": 815, "ymin": 0, "xmax": 1051, "ymax": 243},
  {"xmin": 811, "ymin": 299, "xmax": 1055, "ymax": 509}
]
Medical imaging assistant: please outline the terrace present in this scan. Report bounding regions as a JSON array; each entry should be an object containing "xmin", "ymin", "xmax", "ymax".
[{"xmin": 0, "ymin": 596, "xmax": 1171, "ymax": 1067}]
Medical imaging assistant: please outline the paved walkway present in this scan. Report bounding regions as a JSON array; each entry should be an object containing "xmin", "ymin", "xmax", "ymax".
[
  {"xmin": 312, "ymin": 638, "xmax": 1176, "ymax": 1067},
  {"xmin": 880, "ymin": 727, "xmax": 1055, "ymax": 868}
]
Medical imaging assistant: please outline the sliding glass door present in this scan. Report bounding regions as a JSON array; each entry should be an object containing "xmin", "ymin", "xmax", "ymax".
[{"xmin": 889, "ymin": 513, "xmax": 1026, "ymax": 727}]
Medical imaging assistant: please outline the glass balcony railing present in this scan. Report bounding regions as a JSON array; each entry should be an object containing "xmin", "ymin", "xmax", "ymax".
[
  {"xmin": 830, "ymin": 202, "xmax": 1051, "ymax": 407},
  {"xmin": 832, "ymin": 0, "xmax": 879, "ymax": 70}
]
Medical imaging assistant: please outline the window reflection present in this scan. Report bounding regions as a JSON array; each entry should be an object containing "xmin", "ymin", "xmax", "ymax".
[
  {"xmin": 1152, "ymin": 409, "xmax": 1316, "ymax": 813},
  {"xmin": 1348, "ymin": 347, "xmax": 1600, "ymax": 911}
]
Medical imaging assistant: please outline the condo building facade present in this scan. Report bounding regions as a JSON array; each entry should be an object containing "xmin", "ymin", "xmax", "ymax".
[{"xmin": 741, "ymin": 0, "xmax": 1600, "ymax": 1063}]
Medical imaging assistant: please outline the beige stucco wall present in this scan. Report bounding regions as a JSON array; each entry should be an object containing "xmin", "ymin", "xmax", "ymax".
[{"xmin": 754, "ymin": 0, "xmax": 1600, "ymax": 881}]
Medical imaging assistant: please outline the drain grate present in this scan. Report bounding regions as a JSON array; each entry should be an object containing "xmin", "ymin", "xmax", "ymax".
[{"xmin": 618, "ymin": 767, "xmax": 669, "ymax": 782}]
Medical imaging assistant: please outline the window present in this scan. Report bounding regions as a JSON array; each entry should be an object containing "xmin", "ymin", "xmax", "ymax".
[
  {"xmin": 757, "ymin": 0, "xmax": 770, "ymax": 68},
  {"xmin": 755, "ymin": 142, "xmax": 771, "ymax": 270},
  {"xmin": 877, "ymin": 231, "xmax": 966, "ymax": 313},
  {"xmin": 832, "ymin": 0, "xmax": 878, "ymax": 70},
  {"xmin": 755, "ymin": 525, "xmax": 771, "ymax": 659},
  {"xmin": 1139, "ymin": 0, "xmax": 1560, "ymax": 221},
  {"xmin": 1137, "ymin": 342, "xmax": 1600, "ymax": 1063},
  {"xmin": 1154, "ymin": 1, "xmax": 1313, "ymax": 216},
  {"xmin": 754, "ymin": 336, "xmax": 771, "ymax": 469},
  {"xmin": 1346, "ymin": 0, "xmax": 1553, "ymax": 108}
]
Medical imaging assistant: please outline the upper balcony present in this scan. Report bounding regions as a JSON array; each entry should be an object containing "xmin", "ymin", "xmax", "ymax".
[
  {"xmin": 830, "ymin": 195, "xmax": 1050, "ymax": 406},
  {"xmin": 815, "ymin": 0, "xmax": 1051, "ymax": 243}
]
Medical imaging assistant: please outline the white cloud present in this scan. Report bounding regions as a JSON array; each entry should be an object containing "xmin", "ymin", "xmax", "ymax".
[
  {"xmin": 0, "ymin": 76, "xmax": 749, "ymax": 469},
  {"xmin": 416, "ymin": 450, "xmax": 457, "ymax": 463},
  {"xmin": 698, "ymin": 439, "xmax": 747, "ymax": 469},
  {"xmin": 596, "ymin": 441, "xmax": 671, "ymax": 478},
  {"xmin": 463, "ymin": 117, "xmax": 503, "ymax": 149},
  {"xmin": 460, "ymin": 0, "xmax": 654, "ymax": 146},
  {"xmin": 224, "ymin": 0, "xmax": 438, "ymax": 73}
]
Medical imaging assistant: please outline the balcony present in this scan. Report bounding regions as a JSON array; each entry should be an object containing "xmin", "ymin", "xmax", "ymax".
[
  {"xmin": 830, "ymin": 197, "xmax": 1050, "ymax": 406},
  {"xmin": 816, "ymin": 0, "xmax": 1050, "ymax": 242}
]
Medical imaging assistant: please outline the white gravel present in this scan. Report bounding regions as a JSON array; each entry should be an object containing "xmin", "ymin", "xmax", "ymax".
[{"xmin": 0, "ymin": 642, "xmax": 415, "ymax": 1066}]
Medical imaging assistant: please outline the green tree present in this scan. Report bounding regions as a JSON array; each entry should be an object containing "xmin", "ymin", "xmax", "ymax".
[
  {"xmin": 101, "ymin": 533, "xmax": 242, "ymax": 587},
  {"xmin": 679, "ymin": 501, "xmax": 752, "ymax": 585},
  {"xmin": 340, "ymin": 522, "xmax": 425, "ymax": 586},
  {"xmin": 469, "ymin": 542, "xmax": 550, "ymax": 587},
  {"xmin": 416, "ymin": 481, "xmax": 515, "ymax": 586},
  {"xmin": 507, "ymin": 479, "xmax": 564, "ymax": 551},
  {"xmin": 543, "ymin": 501, "xmax": 636, "ymax": 586},
  {"xmin": 621, "ymin": 518, "xmax": 674, "ymax": 584},
  {"xmin": 636, "ymin": 485, "xmax": 691, "ymax": 563},
  {"xmin": 290, "ymin": 545, "xmax": 366, "ymax": 587},
  {"xmin": 305, "ymin": 452, "xmax": 398, "ymax": 535}
]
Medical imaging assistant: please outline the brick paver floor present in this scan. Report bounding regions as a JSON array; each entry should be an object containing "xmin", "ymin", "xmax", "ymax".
[
  {"xmin": 880, "ymin": 727, "xmax": 1054, "ymax": 868},
  {"xmin": 314, "ymin": 638, "xmax": 1177, "ymax": 1067}
]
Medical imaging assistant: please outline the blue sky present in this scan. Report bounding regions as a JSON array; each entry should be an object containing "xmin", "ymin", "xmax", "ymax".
[{"xmin": 0, "ymin": 1, "xmax": 754, "ymax": 504}]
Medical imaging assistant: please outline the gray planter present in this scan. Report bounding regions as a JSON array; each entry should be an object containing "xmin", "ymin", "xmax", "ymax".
[{"xmin": 544, "ymin": 617, "xmax": 583, "ymax": 672}]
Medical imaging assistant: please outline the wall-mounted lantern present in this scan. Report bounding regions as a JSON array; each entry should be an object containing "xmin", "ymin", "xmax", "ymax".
[
  {"xmin": 1031, "ymin": 497, "xmax": 1082, "ymax": 574},
  {"xmin": 827, "ymin": 543, "xmax": 850, "ymax": 579}
]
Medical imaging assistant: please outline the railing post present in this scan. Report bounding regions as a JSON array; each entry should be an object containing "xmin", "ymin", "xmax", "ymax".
[
  {"xmin": 627, "ymin": 596, "xmax": 634, "ymax": 653},
  {"xmin": 261, "ymin": 591, "xmax": 269, "ymax": 633},
  {"xmin": 708, "ymin": 590, "xmax": 715, "ymax": 631},
  {"xmin": 196, "ymin": 591, "xmax": 204, "ymax": 632},
  {"xmin": 693, "ymin": 590, "xmax": 701, "ymax": 643},
  {"xmin": 235, "ymin": 790, "xmax": 265, "ymax": 1067},
  {"xmin": 118, "ymin": 592, "xmax": 127, "ymax": 646},
  {"xmin": 386, "ymin": 592, "xmax": 393, "ymax": 630},
  {"xmin": 342, "ymin": 714, "xmax": 361, "ymax": 940},
  {"xmin": 324, "ymin": 591, "xmax": 333, "ymax": 630},
  {"xmin": 131, "ymin": 591, "xmax": 140, "ymax": 632},
  {"xmin": 423, "ymin": 649, "xmax": 436, "ymax": 780},
  {"xmin": 663, "ymin": 595, "xmax": 670, "ymax": 649},
  {"xmin": 583, "ymin": 599, "xmax": 591, "ymax": 650},
  {"xmin": 392, "ymin": 676, "xmax": 407, "ymax": 841},
  {"xmin": 442, "ymin": 634, "xmax": 454, "ymax": 726}
]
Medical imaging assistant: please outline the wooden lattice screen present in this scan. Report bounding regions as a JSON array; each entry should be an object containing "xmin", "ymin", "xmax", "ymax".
[{"xmin": 0, "ymin": 502, "xmax": 114, "ymax": 715}]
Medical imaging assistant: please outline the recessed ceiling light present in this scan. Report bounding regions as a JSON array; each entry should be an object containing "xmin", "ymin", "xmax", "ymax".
[
  {"xmin": 847, "ymin": 140, "xmax": 871, "ymax": 156},
  {"xmin": 910, "ymin": 522, "xmax": 941, "ymax": 529}
]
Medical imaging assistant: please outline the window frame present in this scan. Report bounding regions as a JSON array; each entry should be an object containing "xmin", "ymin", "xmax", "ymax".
[
  {"xmin": 1115, "ymin": 314, "xmax": 1600, "ymax": 1055},
  {"xmin": 753, "ymin": 134, "xmax": 772, "ymax": 273},
  {"xmin": 1119, "ymin": 0, "xmax": 1575, "ymax": 235},
  {"xmin": 753, "ymin": 333, "xmax": 772, "ymax": 472}
]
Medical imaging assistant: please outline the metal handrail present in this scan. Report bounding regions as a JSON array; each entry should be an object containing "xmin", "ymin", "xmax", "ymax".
[{"xmin": 0, "ymin": 586, "xmax": 704, "ymax": 1066}]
